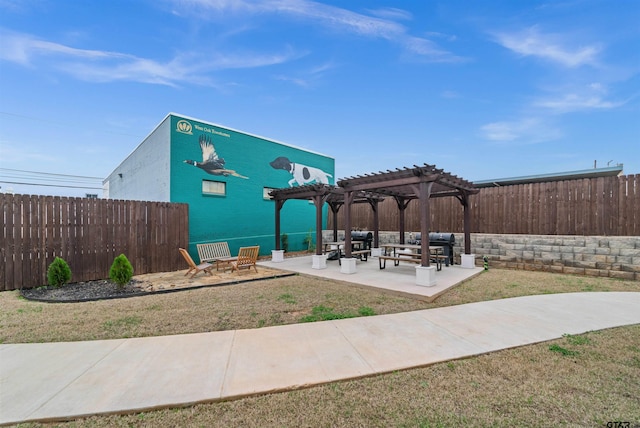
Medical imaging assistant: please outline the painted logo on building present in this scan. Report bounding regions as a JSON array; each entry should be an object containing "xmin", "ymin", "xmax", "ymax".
[{"xmin": 176, "ymin": 120, "xmax": 193, "ymax": 134}]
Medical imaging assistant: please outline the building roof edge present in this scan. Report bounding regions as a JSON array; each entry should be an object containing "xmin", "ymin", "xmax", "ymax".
[{"xmin": 473, "ymin": 165, "xmax": 624, "ymax": 187}]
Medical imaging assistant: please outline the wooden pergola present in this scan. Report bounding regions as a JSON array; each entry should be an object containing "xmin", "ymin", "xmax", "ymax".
[
  {"xmin": 338, "ymin": 164, "xmax": 479, "ymax": 267},
  {"xmin": 271, "ymin": 164, "xmax": 479, "ymax": 268},
  {"xmin": 270, "ymin": 184, "xmax": 384, "ymax": 256}
]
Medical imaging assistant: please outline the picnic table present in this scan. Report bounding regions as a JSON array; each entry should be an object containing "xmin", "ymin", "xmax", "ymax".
[
  {"xmin": 323, "ymin": 241, "xmax": 370, "ymax": 262},
  {"xmin": 379, "ymin": 244, "xmax": 445, "ymax": 270}
]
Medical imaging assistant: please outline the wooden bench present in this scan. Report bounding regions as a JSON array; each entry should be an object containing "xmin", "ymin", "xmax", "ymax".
[
  {"xmin": 197, "ymin": 242, "xmax": 231, "ymax": 262},
  {"xmin": 197, "ymin": 242, "xmax": 237, "ymax": 270},
  {"xmin": 379, "ymin": 255, "xmax": 442, "ymax": 270}
]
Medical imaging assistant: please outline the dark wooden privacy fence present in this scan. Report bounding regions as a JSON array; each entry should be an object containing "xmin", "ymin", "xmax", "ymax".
[
  {"xmin": 330, "ymin": 175, "xmax": 640, "ymax": 236},
  {"xmin": 1, "ymin": 194, "xmax": 189, "ymax": 291}
]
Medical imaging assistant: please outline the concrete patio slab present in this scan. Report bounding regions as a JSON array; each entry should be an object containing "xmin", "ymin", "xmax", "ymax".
[{"xmin": 258, "ymin": 255, "xmax": 483, "ymax": 301}]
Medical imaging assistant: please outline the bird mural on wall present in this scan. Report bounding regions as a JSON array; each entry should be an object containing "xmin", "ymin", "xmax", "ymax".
[{"xmin": 184, "ymin": 135, "xmax": 248, "ymax": 179}]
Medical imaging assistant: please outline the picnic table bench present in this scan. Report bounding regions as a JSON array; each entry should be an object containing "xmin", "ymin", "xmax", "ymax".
[
  {"xmin": 379, "ymin": 244, "xmax": 444, "ymax": 271},
  {"xmin": 351, "ymin": 249, "xmax": 370, "ymax": 261},
  {"xmin": 325, "ymin": 241, "xmax": 370, "ymax": 264},
  {"xmin": 378, "ymin": 253, "xmax": 443, "ymax": 270}
]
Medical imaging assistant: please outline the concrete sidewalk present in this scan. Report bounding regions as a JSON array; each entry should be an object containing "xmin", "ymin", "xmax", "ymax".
[{"xmin": 2, "ymin": 292, "xmax": 639, "ymax": 425}]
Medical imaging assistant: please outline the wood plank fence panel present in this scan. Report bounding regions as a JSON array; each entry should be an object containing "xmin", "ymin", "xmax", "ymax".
[
  {"xmin": 1, "ymin": 195, "xmax": 189, "ymax": 291},
  {"xmin": 630, "ymin": 175, "xmax": 639, "ymax": 236},
  {"xmin": 10, "ymin": 195, "xmax": 21, "ymax": 291},
  {"xmin": 329, "ymin": 175, "xmax": 640, "ymax": 237},
  {"xmin": 635, "ymin": 175, "xmax": 640, "ymax": 236}
]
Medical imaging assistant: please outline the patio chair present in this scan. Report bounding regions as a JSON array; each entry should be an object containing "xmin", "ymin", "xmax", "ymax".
[
  {"xmin": 230, "ymin": 246, "xmax": 260, "ymax": 273},
  {"xmin": 179, "ymin": 248, "xmax": 214, "ymax": 278}
]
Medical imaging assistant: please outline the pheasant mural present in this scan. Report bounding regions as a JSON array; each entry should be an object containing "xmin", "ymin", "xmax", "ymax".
[{"xmin": 184, "ymin": 135, "xmax": 248, "ymax": 179}]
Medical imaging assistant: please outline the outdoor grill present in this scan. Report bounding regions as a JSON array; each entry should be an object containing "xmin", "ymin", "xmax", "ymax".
[
  {"xmin": 409, "ymin": 232, "xmax": 456, "ymax": 266},
  {"xmin": 351, "ymin": 231, "xmax": 373, "ymax": 250}
]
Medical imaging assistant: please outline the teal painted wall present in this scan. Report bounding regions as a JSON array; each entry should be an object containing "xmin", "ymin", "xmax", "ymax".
[{"xmin": 168, "ymin": 115, "xmax": 334, "ymax": 258}]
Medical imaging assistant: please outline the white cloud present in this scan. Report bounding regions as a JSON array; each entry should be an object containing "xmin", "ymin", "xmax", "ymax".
[
  {"xmin": 493, "ymin": 26, "xmax": 601, "ymax": 68},
  {"xmin": 441, "ymin": 90, "xmax": 460, "ymax": 99},
  {"xmin": 366, "ymin": 7, "xmax": 413, "ymax": 21},
  {"xmin": 172, "ymin": 0, "xmax": 463, "ymax": 62},
  {"xmin": 0, "ymin": 30, "xmax": 123, "ymax": 65},
  {"xmin": 535, "ymin": 93, "xmax": 622, "ymax": 112},
  {"xmin": 404, "ymin": 36, "xmax": 462, "ymax": 62},
  {"xmin": 0, "ymin": 29, "xmax": 298, "ymax": 86},
  {"xmin": 480, "ymin": 117, "xmax": 561, "ymax": 144},
  {"xmin": 274, "ymin": 60, "xmax": 337, "ymax": 87},
  {"xmin": 534, "ymin": 83, "xmax": 625, "ymax": 113},
  {"xmin": 425, "ymin": 31, "xmax": 457, "ymax": 42},
  {"xmin": 176, "ymin": 0, "xmax": 405, "ymax": 38}
]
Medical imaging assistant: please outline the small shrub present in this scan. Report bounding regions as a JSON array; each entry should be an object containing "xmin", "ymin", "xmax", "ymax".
[
  {"xmin": 303, "ymin": 229, "xmax": 315, "ymax": 252},
  {"xmin": 281, "ymin": 233, "xmax": 289, "ymax": 252},
  {"xmin": 110, "ymin": 254, "xmax": 134, "ymax": 289},
  {"xmin": 47, "ymin": 257, "xmax": 72, "ymax": 288}
]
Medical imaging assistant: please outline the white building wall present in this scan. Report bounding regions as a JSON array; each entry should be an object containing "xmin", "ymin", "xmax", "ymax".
[{"xmin": 103, "ymin": 117, "xmax": 171, "ymax": 201}]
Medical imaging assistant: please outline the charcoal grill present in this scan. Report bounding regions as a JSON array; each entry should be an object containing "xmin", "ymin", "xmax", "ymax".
[
  {"xmin": 351, "ymin": 231, "xmax": 373, "ymax": 250},
  {"xmin": 409, "ymin": 232, "xmax": 455, "ymax": 266}
]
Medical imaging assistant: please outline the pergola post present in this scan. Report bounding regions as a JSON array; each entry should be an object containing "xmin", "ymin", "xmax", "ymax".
[
  {"xmin": 340, "ymin": 190, "xmax": 357, "ymax": 273},
  {"xmin": 367, "ymin": 198, "xmax": 380, "ymax": 248},
  {"xmin": 394, "ymin": 196, "xmax": 411, "ymax": 244},
  {"xmin": 343, "ymin": 191, "xmax": 353, "ymax": 258},
  {"xmin": 459, "ymin": 190, "xmax": 477, "ymax": 268},
  {"xmin": 271, "ymin": 198, "xmax": 287, "ymax": 262},
  {"xmin": 462, "ymin": 191, "xmax": 472, "ymax": 255},
  {"xmin": 313, "ymin": 195, "xmax": 324, "ymax": 256},
  {"xmin": 328, "ymin": 202, "xmax": 342, "ymax": 242},
  {"xmin": 274, "ymin": 199, "xmax": 285, "ymax": 250},
  {"xmin": 418, "ymin": 181, "xmax": 433, "ymax": 267}
]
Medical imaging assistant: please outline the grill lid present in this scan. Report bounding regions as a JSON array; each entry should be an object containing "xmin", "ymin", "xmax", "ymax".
[
  {"xmin": 428, "ymin": 232, "xmax": 455, "ymax": 244},
  {"xmin": 351, "ymin": 231, "xmax": 373, "ymax": 241}
]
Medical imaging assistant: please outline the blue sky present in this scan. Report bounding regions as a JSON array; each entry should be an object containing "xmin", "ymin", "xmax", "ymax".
[{"xmin": 1, "ymin": 0, "xmax": 638, "ymax": 197}]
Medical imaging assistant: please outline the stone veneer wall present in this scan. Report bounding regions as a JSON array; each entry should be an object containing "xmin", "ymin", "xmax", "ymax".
[
  {"xmin": 460, "ymin": 234, "xmax": 640, "ymax": 280},
  {"xmin": 322, "ymin": 231, "xmax": 640, "ymax": 280}
]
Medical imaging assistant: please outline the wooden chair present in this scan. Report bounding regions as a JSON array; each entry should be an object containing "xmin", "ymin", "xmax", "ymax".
[
  {"xmin": 179, "ymin": 248, "xmax": 214, "ymax": 278},
  {"xmin": 230, "ymin": 246, "xmax": 260, "ymax": 273}
]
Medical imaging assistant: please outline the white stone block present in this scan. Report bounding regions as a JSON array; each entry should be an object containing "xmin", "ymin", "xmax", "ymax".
[
  {"xmin": 461, "ymin": 253, "xmax": 476, "ymax": 269},
  {"xmin": 312, "ymin": 254, "xmax": 327, "ymax": 270},
  {"xmin": 415, "ymin": 265, "xmax": 437, "ymax": 286},
  {"xmin": 271, "ymin": 250, "xmax": 284, "ymax": 263},
  {"xmin": 340, "ymin": 258, "xmax": 357, "ymax": 274}
]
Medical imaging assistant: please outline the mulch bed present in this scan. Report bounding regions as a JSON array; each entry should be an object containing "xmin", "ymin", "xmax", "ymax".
[
  {"xmin": 20, "ymin": 253, "xmax": 310, "ymax": 303},
  {"xmin": 20, "ymin": 280, "xmax": 146, "ymax": 303}
]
